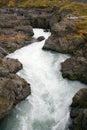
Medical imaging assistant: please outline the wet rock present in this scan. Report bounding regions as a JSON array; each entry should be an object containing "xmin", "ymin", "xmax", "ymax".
[
  {"xmin": 37, "ymin": 36, "xmax": 45, "ymax": 41},
  {"xmin": 27, "ymin": 8, "xmax": 60, "ymax": 29}
]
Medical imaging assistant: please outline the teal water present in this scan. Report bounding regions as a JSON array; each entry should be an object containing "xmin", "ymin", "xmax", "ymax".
[{"xmin": 0, "ymin": 29, "xmax": 85, "ymax": 130}]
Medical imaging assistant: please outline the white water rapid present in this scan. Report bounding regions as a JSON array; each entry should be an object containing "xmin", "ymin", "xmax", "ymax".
[{"xmin": 0, "ymin": 29, "xmax": 85, "ymax": 130}]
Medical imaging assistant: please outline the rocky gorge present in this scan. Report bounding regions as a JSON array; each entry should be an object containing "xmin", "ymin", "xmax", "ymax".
[
  {"xmin": 0, "ymin": 0, "xmax": 87, "ymax": 130},
  {"xmin": 0, "ymin": 6, "xmax": 58, "ymax": 120}
]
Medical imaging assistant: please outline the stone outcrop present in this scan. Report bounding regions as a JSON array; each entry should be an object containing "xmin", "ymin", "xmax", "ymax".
[
  {"xmin": 0, "ymin": 3, "xmax": 87, "ymax": 129},
  {"xmin": 0, "ymin": 8, "xmax": 34, "ymax": 56},
  {"xmin": 0, "ymin": 8, "xmax": 34, "ymax": 119},
  {"xmin": 42, "ymin": 4, "xmax": 87, "ymax": 130},
  {"xmin": 0, "ymin": 58, "xmax": 22, "ymax": 76},
  {"xmin": 61, "ymin": 56, "xmax": 87, "ymax": 84},
  {"xmin": 0, "ymin": 57, "xmax": 31, "ymax": 119},
  {"xmin": 43, "ymin": 19, "xmax": 87, "ymax": 84},
  {"xmin": 43, "ymin": 21, "xmax": 85, "ymax": 54},
  {"xmin": 0, "ymin": 74, "xmax": 31, "ymax": 119},
  {"xmin": 69, "ymin": 88, "xmax": 87, "ymax": 130},
  {"xmin": 0, "ymin": 7, "xmax": 60, "ymax": 120}
]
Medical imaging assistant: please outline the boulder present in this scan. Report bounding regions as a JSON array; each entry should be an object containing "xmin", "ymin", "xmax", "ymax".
[
  {"xmin": 0, "ymin": 57, "xmax": 22, "ymax": 77},
  {"xmin": 61, "ymin": 56, "xmax": 87, "ymax": 84},
  {"xmin": 8, "ymin": 74, "xmax": 31, "ymax": 104},
  {"xmin": 3, "ymin": 58, "xmax": 22, "ymax": 73},
  {"xmin": 69, "ymin": 88, "xmax": 87, "ymax": 130},
  {"xmin": 37, "ymin": 36, "xmax": 45, "ymax": 41},
  {"xmin": 0, "ymin": 74, "xmax": 31, "ymax": 119}
]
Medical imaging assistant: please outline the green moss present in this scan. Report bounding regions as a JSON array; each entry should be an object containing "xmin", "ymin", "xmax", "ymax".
[
  {"xmin": 59, "ymin": 1, "xmax": 87, "ymax": 16},
  {"xmin": 0, "ymin": 0, "xmax": 68, "ymax": 7}
]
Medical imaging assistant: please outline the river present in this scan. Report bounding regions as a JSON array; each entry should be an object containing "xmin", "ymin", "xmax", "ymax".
[{"xmin": 0, "ymin": 29, "xmax": 85, "ymax": 130}]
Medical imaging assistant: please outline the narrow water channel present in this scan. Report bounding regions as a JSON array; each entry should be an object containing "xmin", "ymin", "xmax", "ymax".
[{"xmin": 0, "ymin": 29, "xmax": 85, "ymax": 130}]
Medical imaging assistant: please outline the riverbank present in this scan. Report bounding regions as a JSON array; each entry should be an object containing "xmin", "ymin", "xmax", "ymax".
[
  {"xmin": 43, "ymin": 3, "xmax": 87, "ymax": 130},
  {"xmin": 0, "ymin": 8, "xmax": 34, "ymax": 119},
  {"xmin": 42, "ymin": 2, "xmax": 87, "ymax": 130}
]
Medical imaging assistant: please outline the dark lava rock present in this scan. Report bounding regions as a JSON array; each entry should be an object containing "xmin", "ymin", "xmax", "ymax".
[
  {"xmin": 69, "ymin": 88, "xmax": 87, "ymax": 130},
  {"xmin": 37, "ymin": 36, "xmax": 45, "ymax": 42}
]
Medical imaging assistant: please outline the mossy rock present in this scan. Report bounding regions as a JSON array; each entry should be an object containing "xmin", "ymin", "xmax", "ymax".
[{"xmin": 37, "ymin": 36, "xmax": 45, "ymax": 42}]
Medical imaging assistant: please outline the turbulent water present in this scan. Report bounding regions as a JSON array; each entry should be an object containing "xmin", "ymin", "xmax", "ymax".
[{"xmin": 0, "ymin": 29, "xmax": 85, "ymax": 130}]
